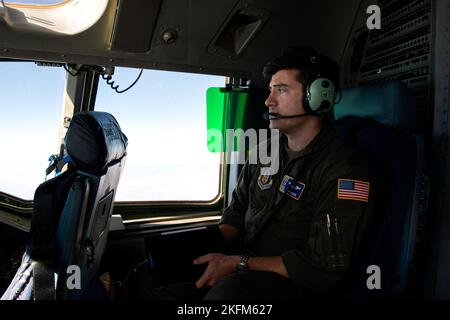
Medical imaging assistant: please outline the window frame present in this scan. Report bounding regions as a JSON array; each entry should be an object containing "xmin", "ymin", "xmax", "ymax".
[{"xmin": 0, "ymin": 62, "xmax": 230, "ymax": 223}]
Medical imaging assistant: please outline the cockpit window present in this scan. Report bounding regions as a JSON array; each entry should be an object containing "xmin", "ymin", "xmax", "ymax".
[
  {"xmin": 95, "ymin": 67, "xmax": 224, "ymax": 202},
  {"xmin": 1, "ymin": 0, "xmax": 108, "ymax": 35},
  {"xmin": 4, "ymin": 1, "xmax": 66, "ymax": 5},
  {"xmin": 0, "ymin": 62, "xmax": 65, "ymax": 200}
]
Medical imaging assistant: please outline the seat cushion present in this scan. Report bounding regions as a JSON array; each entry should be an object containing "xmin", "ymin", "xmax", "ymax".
[{"xmin": 333, "ymin": 81, "xmax": 416, "ymax": 129}]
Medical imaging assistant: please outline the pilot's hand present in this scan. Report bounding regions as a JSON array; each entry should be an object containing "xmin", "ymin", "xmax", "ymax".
[{"xmin": 193, "ymin": 253, "xmax": 239, "ymax": 289}]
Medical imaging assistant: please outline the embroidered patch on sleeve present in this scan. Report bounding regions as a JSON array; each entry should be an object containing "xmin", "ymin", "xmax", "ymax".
[{"xmin": 337, "ymin": 179, "xmax": 370, "ymax": 202}]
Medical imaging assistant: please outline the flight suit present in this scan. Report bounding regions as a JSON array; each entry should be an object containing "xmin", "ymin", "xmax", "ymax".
[{"xmin": 219, "ymin": 119, "xmax": 376, "ymax": 293}]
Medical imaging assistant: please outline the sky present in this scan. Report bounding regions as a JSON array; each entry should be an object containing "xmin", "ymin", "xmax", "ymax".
[
  {"xmin": 95, "ymin": 67, "xmax": 224, "ymax": 201},
  {"xmin": 0, "ymin": 62, "xmax": 225, "ymax": 201}
]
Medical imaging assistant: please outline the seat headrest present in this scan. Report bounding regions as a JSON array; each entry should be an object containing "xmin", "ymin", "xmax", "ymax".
[
  {"xmin": 65, "ymin": 111, "xmax": 128, "ymax": 173},
  {"xmin": 333, "ymin": 81, "xmax": 416, "ymax": 129}
]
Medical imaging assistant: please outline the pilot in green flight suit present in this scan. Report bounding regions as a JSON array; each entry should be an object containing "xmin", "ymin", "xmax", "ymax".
[{"xmin": 193, "ymin": 47, "xmax": 376, "ymax": 299}]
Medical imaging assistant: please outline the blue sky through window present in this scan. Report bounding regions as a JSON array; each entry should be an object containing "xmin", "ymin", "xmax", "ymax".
[
  {"xmin": 0, "ymin": 62, "xmax": 65, "ymax": 199},
  {"xmin": 95, "ymin": 67, "xmax": 225, "ymax": 201}
]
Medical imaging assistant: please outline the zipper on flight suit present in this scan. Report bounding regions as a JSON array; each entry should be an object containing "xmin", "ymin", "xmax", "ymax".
[
  {"xmin": 246, "ymin": 142, "xmax": 315, "ymax": 247},
  {"xmin": 246, "ymin": 150, "xmax": 302, "ymax": 246}
]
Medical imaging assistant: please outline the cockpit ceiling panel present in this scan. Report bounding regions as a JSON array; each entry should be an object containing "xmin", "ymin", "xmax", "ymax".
[{"xmin": 0, "ymin": 0, "xmax": 360, "ymax": 80}]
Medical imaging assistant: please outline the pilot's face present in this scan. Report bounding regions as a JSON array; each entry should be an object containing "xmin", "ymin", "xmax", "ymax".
[{"xmin": 265, "ymin": 68, "xmax": 307, "ymax": 133}]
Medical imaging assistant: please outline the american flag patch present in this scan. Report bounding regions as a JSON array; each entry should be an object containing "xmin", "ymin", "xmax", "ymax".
[{"xmin": 337, "ymin": 179, "xmax": 370, "ymax": 202}]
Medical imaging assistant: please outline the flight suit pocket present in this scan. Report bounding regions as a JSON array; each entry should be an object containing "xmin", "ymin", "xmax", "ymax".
[
  {"xmin": 328, "ymin": 214, "xmax": 348, "ymax": 272},
  {"xmin": 309, "ymin": 215, "xmax": 348, "ymax": 272}
]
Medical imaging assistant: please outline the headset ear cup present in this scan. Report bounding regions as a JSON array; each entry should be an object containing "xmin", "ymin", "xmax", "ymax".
[{"xmin": 307, "ymin": 78, "xmax": 336, "ymax": 112}]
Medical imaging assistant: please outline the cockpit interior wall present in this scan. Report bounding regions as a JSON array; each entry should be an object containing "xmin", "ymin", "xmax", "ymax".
[
  {"xmin": 428, "ymin": 0, "xmax": 450, "ymax": 300},
  {"xmin": 341, "ymin": 0, "xmax": 431, "ymax": 132},
  {"xmin": 340, "ymin": 0, "xmax": 434, "ymax": 296},
  {"xmin": 341, "ymin": 0, "xmax": 433, "ymax": 132}
]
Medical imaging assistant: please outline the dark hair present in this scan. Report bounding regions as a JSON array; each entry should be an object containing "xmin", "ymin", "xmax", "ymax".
[{"xmin": 263, "ymin": 46, "xmax": 340, "ymax": 90}]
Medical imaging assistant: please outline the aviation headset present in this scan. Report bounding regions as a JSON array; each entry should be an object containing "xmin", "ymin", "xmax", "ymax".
[{"xmin": 299, "ymin": 47, "xmax": 338, "ymax": 114}]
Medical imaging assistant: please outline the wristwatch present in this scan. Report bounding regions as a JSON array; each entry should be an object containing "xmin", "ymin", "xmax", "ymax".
[{"xmin": 234, "ymin": 255, "xmax": 249, "ymax": 273}]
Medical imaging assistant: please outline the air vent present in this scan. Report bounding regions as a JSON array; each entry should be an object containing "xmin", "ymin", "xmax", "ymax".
[{"xmin": 208, "ymin": 0, "xmax": 270, "ymax": 59}]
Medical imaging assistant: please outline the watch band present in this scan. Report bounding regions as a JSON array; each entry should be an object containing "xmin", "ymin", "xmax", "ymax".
[{"xmin": 234, "ymin": 255, "xmax": 249, "ymax": 273}]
